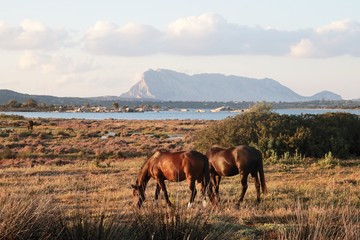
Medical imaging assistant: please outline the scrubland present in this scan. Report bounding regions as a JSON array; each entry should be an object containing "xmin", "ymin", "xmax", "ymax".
[{"xmin": 0, "ymin": 114, "xmax": 359, "ymax": 239}]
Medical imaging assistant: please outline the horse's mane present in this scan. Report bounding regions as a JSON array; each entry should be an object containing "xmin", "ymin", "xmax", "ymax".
[
  {"xmin": 136, "ymin": 149, "xmax": 165, "ymax": 184},
  {"xmin": 210, "ymin": 145, "xmax": 226, "ymax": 150},
  {"xmin": 207, "ymin": 145, "xmax": 228, "ymax": 155},
  {"xmin": 139, "ymin": 150, "xmax": 165, "ymax": 171}
]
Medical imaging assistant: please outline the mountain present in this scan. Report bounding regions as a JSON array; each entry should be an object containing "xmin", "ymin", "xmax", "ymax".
[
  {"xmin": 307, "ymin": 91, "xmax": 342, "ymax": 101},
  {"xmin": 121, "ymin": 69, "xmax": 342, "ymax": 102},
  {"xmin": 0, "ymin": 89, "xmax": 158, "ymax": 107},
  {"xmin": 0, "ymin": 89, "xmax": 92, "ymax": 106}
]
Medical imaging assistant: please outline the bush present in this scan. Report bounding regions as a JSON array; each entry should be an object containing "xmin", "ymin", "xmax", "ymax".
[
  {"xmin": 0, "ymin": 145, "xmax": 15, "ymax": 159},
  {"xmin": 317, "ymin": 151, "xmax": 340, "ymax": 168},
  {"xmin": 193, "ymin": 109, "xmax": 360, "ymax": 159}
]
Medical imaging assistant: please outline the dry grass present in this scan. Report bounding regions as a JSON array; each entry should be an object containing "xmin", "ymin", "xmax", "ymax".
[
  {"xmin": 0, "ymin": 115, "xmax": 359, "ymax": 239},
  {"xmin": 0, "ymin": 158, "xmax": 359, "ymax": 239},
  {"xmin": 0, "ymin": 116, "xmax": 210, "ymax": 166}
]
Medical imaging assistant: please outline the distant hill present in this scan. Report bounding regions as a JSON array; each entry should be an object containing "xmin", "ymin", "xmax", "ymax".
[
  {"xmin": 308, "ymin": 91, "xmax": 343, "ymax": 101},
  {"xmin": 1, "ymin": 89, "xmax": 358, "ymax": 111},
  {"xmin": 121, "ymin": 69, "xmax": 342, "ymax": 102},
  {"xmin": 0, "ymin": 89, "xmax": 91, "ymax": 106}
]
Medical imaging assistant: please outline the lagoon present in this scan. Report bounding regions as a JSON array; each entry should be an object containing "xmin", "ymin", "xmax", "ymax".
[{"xmin": 2, "ymin": 109, "xmax": 360, "ymax": 120}]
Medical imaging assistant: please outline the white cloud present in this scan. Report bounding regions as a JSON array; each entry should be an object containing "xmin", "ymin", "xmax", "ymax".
[
  {"xmin": 83, "ymin": 13, "xmax": 303, "ymax": 56},
  {"xmin": 84, "ymin": 21, "xmax": 163, "ymax": 56},
  {"xmin": 2, "ymin": 15, "xmax": 360, "ymax": 58},
  {"xmin": 167, "ymin": 13, "xmax": 225, "ymax": 36},
  {"xmin": 315, "ymin": 20, "xmax": 360, "ymax": 57},
  {"xmin": 165, "ymin": 13, "xmax": 231, "ymax": 54},
  {"xmin": 0, "ymin": 20, "xmax": 69, "ymax": 50},
  {"xmin": 83, "ymin": 14, "xmax": 360, "ymax": 58},
  {"xmin": 19, "ymin": 51, "xmax": 98, "ymax": 74},
  {"xmin": 316, "ymin": 19, "xmax": 359, "ymax": 34},
  {"xmin": 290, "ymin": 20, "xmax": 360, "ymax": 58},
  {"xmin": 290, "ymin": 39, "xmax": 317, "ymax": 58}
]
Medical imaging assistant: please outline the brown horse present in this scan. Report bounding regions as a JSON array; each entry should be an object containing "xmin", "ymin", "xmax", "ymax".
[
  {"xmin": 131, "ymin": 150, "xmax": 213, "ymax": 208},
  {"xmin": 27, "ymin": 120, "xmax": 34, "ymax": 130},
  {"xmin": 206, "ymin": 145, "xmax": 267, "ymax": 206}
]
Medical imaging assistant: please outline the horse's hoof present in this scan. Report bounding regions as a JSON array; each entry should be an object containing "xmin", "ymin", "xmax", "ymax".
[
  {"xmin": 187, "ymin": 202, "xmax": 194, "ymax": 208},
  {"xmin": 202, "ymin": 200, "xmax": 208, "ymax": 208}
]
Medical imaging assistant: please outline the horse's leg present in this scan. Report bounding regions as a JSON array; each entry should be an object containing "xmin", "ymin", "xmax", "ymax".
[
  {"xmin": 198, "ymin": 180, "xmax": 208, "ymax": 207},
  {"xmin": 154, "ymin": 183, "xmax": 161, "ymax": 206},
  {"xmin": 187, "ymin": 179, "xmax": 197, "ymax": 208},
  {"xmin": 236, "ymin": 173, "xmax": 249, "ymax": 207},
  {"xmin": 158, "ymin": 179, "xmax": 171, "ymax": 207},
  {"xmin": 197, "ymin": 180, "xmax": 205, "ymax": 200},
  {"xmin": 252, "ymin": 173, "xmax": 261, "ymax": 204},
  {"xmin": 213, "ymin": 175, "xmax": 221, "ymax": 202},
  {"xmin": 199, "ymin": 179, "xmax": 206, "ymax": 197}
]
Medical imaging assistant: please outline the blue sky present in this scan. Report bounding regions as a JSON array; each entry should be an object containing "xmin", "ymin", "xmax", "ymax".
[{"xmin": 1, "ymin": 0, "xmax": 359, "ymax": 99}]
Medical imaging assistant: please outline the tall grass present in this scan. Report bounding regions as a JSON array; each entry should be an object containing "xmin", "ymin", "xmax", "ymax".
[
  {"xmin": 131, "ymin": 203, "xmax": 233, "ymax": 240},
  {"xmin": 277, "ymin": 201, "xmax": 359, "ymax": 240},
  {"xmin": 0, "ymin": 193, "xmax": 60, "ymax": 240},
  {"xmin": 1, "ymin": 158, "xmax": 359, "ymax": 239},
  {"xmin": 0, "ymin": 192, "xmax": 231, "ymax": 240},
  {"xmin": 56, "ymin": 207, "xmax": 131, "ymax": 240}
]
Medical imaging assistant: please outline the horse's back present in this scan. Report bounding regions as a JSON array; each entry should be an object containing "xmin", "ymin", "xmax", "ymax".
[
  {"xmin": 234, "ymin": 145, "xmax": 263, "ymax": 173},
  {"xmin": 207, "ymin": 146, "xmax": 239, "ymax": 176},
  {"xmin": 182, "ymin": 150, "xmax": 208, "ymax": 178},
  {"xmin": 207, "ymin": 145, "xmax": 262, "ymax": 176},
  {"xmin": 185, "ymin": 150, "xmax": 208, "ymax": 165},
  {"xmin": 160, "ymin": 150, "xmax": 206, "ymax": 166},
  {"xmin": 155, "ymin": 150, "xmax": 207, "ymax": 181},
  {"xmin": 235, "ymin": 145, "xmax": 262, "ymax": 162}
]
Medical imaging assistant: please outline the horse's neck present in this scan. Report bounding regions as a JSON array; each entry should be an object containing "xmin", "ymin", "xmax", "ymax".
[{"xmin": 137, "ymin": 162, "xmax": 150, "ymax": 187}]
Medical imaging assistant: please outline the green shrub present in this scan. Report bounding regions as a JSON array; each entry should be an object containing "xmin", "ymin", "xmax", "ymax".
[
  {"xmin": 317, "ymin": 151, "xmax": 340, "ymax": 168},
  {"xmin": 19, "ymin": 131, "xmax": 34, "ymax": 138},
  {"xmin": 0, "ymin": 131, "xmax": 9, "ymax": 138},
  {"xmin": 193, "ymin": 109, "xmax": 360, "ymax": 159}
]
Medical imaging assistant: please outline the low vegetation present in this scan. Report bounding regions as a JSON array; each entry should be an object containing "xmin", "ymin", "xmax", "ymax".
[
  {"xmin": 0, "ymin": 114, "xmax": 208, "ymax": 166},
  {"xmin": 0, "ymin": 158, "xmax": 359, "ymax": 239},
  {"xmin": 0, "ymin": 112, "xmax": 359, "ymax": 239},
  {"xmin": 194, "ymin": 103, "xmax": 360, "ymax": 159}
]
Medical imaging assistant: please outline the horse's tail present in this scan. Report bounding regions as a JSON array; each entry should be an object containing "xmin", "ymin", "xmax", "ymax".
[
  {"xmin": 202, "ymin": 156, "xmax": 210, "ymax": 190},
  {"xmin": 258, "ymin": 157, "xmax": 268, "ymax": 194},
  {"xmin": 202, "ymin": 155, "xmax": 213, "ymax": 200}
]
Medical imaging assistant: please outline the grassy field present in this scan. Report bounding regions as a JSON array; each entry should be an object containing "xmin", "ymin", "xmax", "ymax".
[{"xmin": 0, "ymin": 114, "xmax": 359, "ymax": 239}]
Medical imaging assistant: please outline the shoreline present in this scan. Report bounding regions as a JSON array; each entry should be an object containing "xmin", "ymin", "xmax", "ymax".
[{"xmin": 1, "ymin": 108, "xmax": 360, "ymax": 122}]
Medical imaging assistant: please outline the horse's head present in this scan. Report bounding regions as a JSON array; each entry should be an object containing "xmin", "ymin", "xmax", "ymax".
[{"xmin": 131, "ymin": 183, "xmax": 146, "ymax": 208}]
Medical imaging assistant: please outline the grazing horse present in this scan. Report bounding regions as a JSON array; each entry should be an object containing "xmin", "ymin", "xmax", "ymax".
[
  {"xmin": 206, "ymin": 145, "xmax": 267, "ymax": 206},
  {"xmin": 131, "ymin": 150, "xmax": 213, "ymax": 208},
  {"xmin": 27, "ymin": 120, "xmax": 34, "ymax": 130}
]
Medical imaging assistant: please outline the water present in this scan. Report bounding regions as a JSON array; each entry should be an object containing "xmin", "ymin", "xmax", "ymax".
[{"xmin": 1, "ymin": 109, "xmax": 359, "ymax": 120}]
